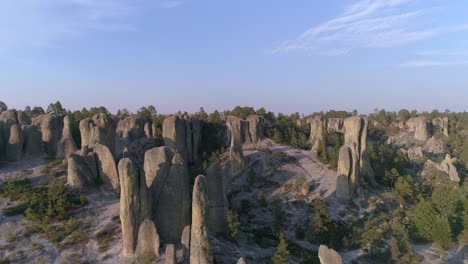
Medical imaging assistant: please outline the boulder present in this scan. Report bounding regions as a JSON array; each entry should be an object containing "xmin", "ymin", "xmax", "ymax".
[
  {"xmin": 80, "ymin": 114, "xmax": 115, "ymax": 155},
  {"xmin": 151, "ymin": 123, "xmax": 158, "ymax": 138},
  {"xmin": 165, "ymin": 244, "xmax": 177, "ymax": 264},
  {"xmin": 190, "ymin": 175, "xmax": 213, "ymax": 264},
  {"xmin": 22, "ymin": 125, "xmax": 43, "ymax": 157},
  {"xmin": 67, "ymin": 154, "xmax": 96, "ymax": 189},
  {"xmin": 181, "ymin": 225, "xmax": 191, "ymax": 264},
  {"xmin": 135, "ymin": 218, "xmax": 160, "ymax": 260},
  {"xmin": 119, "ymin": 158, "xmax": 140, "ymax": 259},
  {"xmin": 144, "ymin": 146, "xmax": 174, "ymax": 191},
  {"xmin": 206, "ymin": 162, "xmax": 228, "ymax": 236},
  {"xmin": 94, "ymin": 143, "xmax": 119, "ymax": 190},
  {"xmin": 310, "ymin": 116, "xmax": 324, "ymax": 151},
  {"xmin": 6, "ymin": 124, "xmax": 23, "ymax": 161},
  {"xmin": 318, "ymin": 245, "xmax": 342, "ymax": 264},
  {"xmin": 31, "ymin": 113, "xmax": 63, "ymax": 156},
  {"xmin": 57, "ymin": 116, "xmax": 78, "ymax": 160}
]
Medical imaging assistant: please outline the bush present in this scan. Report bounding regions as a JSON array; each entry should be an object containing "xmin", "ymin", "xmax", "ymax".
[
  {"xmin": 227, "ymin": 209, "xmax": 240, "ymax": 241},
  {"xmin": 257, "ymin": 191, "xmax": 267, "ymax": 207}
]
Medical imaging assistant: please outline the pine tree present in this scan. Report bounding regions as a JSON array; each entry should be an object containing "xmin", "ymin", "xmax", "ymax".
[{"xmin": 272, "ymin": 231, "xmax": 289, "ymax": 264}]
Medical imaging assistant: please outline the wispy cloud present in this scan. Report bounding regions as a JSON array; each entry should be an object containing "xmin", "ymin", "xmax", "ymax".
[
  {"xmin": 399, "ymin": 60, "xmax": 468, "ymax": 68},
  {"xmin": 0, "ymin": 0, "xmax": 182, "ymax": 51},
  {"xmin": 272, "ymin": 0, "xmax": 468, "ymax": 55}
]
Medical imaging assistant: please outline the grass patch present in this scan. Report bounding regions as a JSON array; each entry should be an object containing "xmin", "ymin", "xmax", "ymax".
[{"xmin": 96, "ymin": 225, "xmax": 120, "ymax": 253}]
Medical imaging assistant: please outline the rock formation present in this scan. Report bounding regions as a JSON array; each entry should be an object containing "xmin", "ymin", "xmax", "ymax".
[
  {"xmin": 57, "ymin": 116, "xmax": 77, "ymax": 160},
  {"xmin": 237, "ymin": 257, "xmax": 247, "ymax": 264},
  {"xmin": 165, "ymin": 244, "xmax": 176, "ymax": 264},
  {"xmin": 93, "ymin": 143, "xmax": 119, "ymax": 190},
  {"xmin": 438, "ymin": 154, "xmax": 460, "ymax": 182},
  {"xmin": 119, "ymin": 158, "xmax": 140, "ymax": 260},
  {"xmin": 190, "ymin": 175, "xmax": 213, "ymax": 264},
  {"xmin": 66, "ymin": 142, "xmax": 119, "ymax": 190},
  {"xmin": 181, "ymin": 225, "xmax": 191, "ymax": 264},
  {"xmin": 116, "ymin": 115, "xmax": 149, "ymax": 158},
  {"xmin": 336, "ymin": 116, "xmax": 374, "ymax": 200},
  {"xmin": 406, "ymin": 117, "xmax": 430, "ymax": 142},
  {"xmin": 163, "ymin": 115, "xmax": 202, "ymax": 163},
  {"xmin": 79, "ymin": 113, "xmax": 115, "ymax": 155},
  {"xmin": 326, "ymin": 118, "xmax": 344, "ymax": 133},
  {"xmin": 318, "ymin": 245, "xmax": 342, "ymax": 264},
  {"xmin": 22, "ymin": 125, "xmax": 43, "ymax": 158},
  {"xmin": 5, "ymin": 124, "xmax": 24, "ymax": 161},
  {"xmin": 206, "ymin": 162, "xmax": 228, "ymax": 236},
  {"xmin": 227, "ymin": 117, "xmax": 245, "ymax": 176},
  {"xmin": 309, "ymin": 116, "xmax": 324, "ymax": 151},
  {"xmin": 31, "ymin": 113, "xmax": 63, "ymax": 156},
  {"xmin": 246, "ymin": 115, "xmax": 266, "ymax": 143},
  {"xmin": 67, "ymin": 153, "xmax": 97, "ymax": 189},
  {"xmin": 135, "ymin": 218, "xmax": 160, "ymax": 260},
  {"xmin": 433, "ymin": 117, "xmax": 449, "ymax": 137},
  {"xmin": 406, "ymin": 146, "xmax": 423, "ymax": 160}
]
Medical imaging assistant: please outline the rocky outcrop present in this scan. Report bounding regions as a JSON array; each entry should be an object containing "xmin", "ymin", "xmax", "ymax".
[
  {"xmin": 22, "ymin": 125, "xmax": 43, "ymax": 157},
  {"xmin": 31, "ymin": 113, "xmax": 63, "ymax": 156},
  {"xmin": 433, "ymin": 117, "xmax": 449, "ymax": 137},
  {"xmin": 227, "ymin": 117, "xmax": 245, "ymax": 176},
  {"xmin": 318, "ymin": 245, "xmax": 342, "ymax": 264},
  {"xmin": 165, "ymin": 244, "xmax": 176, "ymax": 264},
  {"xmin": 181, "ymin": 225, "xmax": 191, "ymax": 264},
  {"xmin": 425, "ymin": 137, "xmax": 445, "ymax": 154},
  {"xmin": 116, "ymin": 115, "xmax": 148, "ymax": 158},
  {"xmin": 246, "ymin": 115, "xmax": 266, "ymax": 143},
  {"xmin": 67, "ymin": 153, "xmax": 97, "ymax": 189},
  {"xmin": 94, "ymin": 143, "xmax": 119, "ymax": 190},
  {"xmin": 406, "ymin": 146, "xmax": 423, "ymax": 160},
  {"xmin": 206, "ymin": 162, "xmax": 228, "ymax": 236},
  {"xmin": 326, "ymin": 118, "xmax": 344, "ymax": 133},
  {"xmin": 163, "ymin": 115, "xmax": 202, "ymax": 163},
  {"xmin": 17, "ymin": 111, "xmax": 31, "ymax": 126},
  {"xmin": 438, "ymin": 154, "xmax": 460, "ymax": 182},
  {"xmin": 57, "ymin": 116, "xmax": 77, "ymax": 160},
  {"xmin": 80, "ymin": 114, "xmax": 115, "ymax": 155},
  {"xmin": 5, "ymin": 124, "xmax": 23, "ymax": 161},
  {"xmin": 310, "ymin": 116, "xmax": 324, "ymax": 152},
  {"xmin": 156, "ymin": 153, "xmax": 191, "ymax": 242},
  {"xmin": 119, "ymin": 158, "xmax": 140, "ymax": 259},
  {"xmin": 135, "ymin": 218, "xmax": 160, "ymax": 260},
  {"xmin": 144, "ymin": 123, "xmax": 152, "ymax": 138},
  {"xmin": 336, "ymin": 116, "xmax": 374, "ymax": 200},
  {"xmin": 406, "ymin": 117, "xmax": 430, "ymax": 142},
  {"xmin": 190, "ymin": 175, "xmax": 213, "ymax": 264}
]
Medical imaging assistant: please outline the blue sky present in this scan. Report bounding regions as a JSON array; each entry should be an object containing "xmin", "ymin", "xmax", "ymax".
[{"xmin": 1, "ymin": 0, "xmax": 468, "ymax": 114}]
